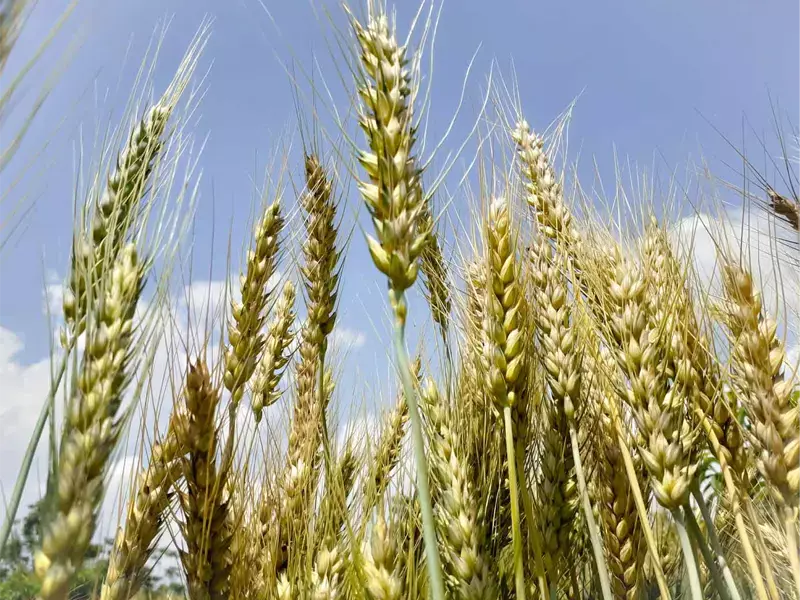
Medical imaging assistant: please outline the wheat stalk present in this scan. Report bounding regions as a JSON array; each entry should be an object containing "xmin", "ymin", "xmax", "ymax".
[{"xmin": 350, "ymin": 7, "xmax": 444, "ymax": 596}]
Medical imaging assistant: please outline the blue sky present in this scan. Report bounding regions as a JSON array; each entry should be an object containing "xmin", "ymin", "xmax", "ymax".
[
  {"xmin": 0, "ymin": 0, "xmax": 798, "ymax": 515},
  {"xmin": 2, "ymin": 0, "xmax": 798, "ymax": 356}
]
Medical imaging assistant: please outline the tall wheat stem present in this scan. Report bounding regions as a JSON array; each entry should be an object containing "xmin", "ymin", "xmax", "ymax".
[
  {"xmin": 515, "ymin": 450, "xmax": 549, "ymax": 600},
  {"xmin": 613, "ymin": 416, "xmax": 672, "ymax": 599},
  {"xmin": 683, "ymin": 505, "xmax": 734, "ymax": 600},
  {"xmin": 671, "ymin": 508, "xmax": 703, "ymax": 600},
  {"xmin": 784, "ymin": 508, "xmax": 800, "ymax": 598},
  {"xmin": 392, "ymin": 313, "xmax": 445, "ymax": 600},
  {"xmin": 691, "ymin": 487, "xmax": 742, "ymax": 600},
  {"xmin": 503, "ymin": 407, "xmax": 526, "ymax": 600},
  {"xmin": 568, "ymin": 426, "xmax": 613, "ymax": 600}
]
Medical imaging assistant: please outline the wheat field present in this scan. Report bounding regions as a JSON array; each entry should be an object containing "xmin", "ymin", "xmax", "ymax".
[{"xmin": 1, "ymin": 1, "xmax": 799, "ymax": 600}]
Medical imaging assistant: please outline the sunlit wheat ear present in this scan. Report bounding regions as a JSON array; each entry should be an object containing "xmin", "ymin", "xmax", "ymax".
[
  {"xmin": 252, "ymin": 280, "xmax": 296, "ymax": 422},
  {"xmin": 350, "ymin": 9, "xmax": 428, "ymax": 321},
  {"xmin": 718, "ymin": 263, "xmax": 799, "ymax": 509},
  {"xmin": 35, "ymin": 245, "xmax": 145, "ymax": 600},
  {"xmin": 349, "ymin": 8, "xmax": 446, "ymax": 596},
  {"xmin": 529, "ymin": 241, "xmax": 579, "ymax": 580},
  {"xmin": 100, "ymin": 424, "xmax": 183, "ymax": 600},
  {"xmin": 512, "ymin": 120, "xmax": 577, "ymax": 247},
  {"xmin": 224, "ymin": 198, "xmax": 283, "ymax": 406},
  {"xmin": 422, "ymin": 379, "xmax": 497, "ymax": 600},
  {"xmin": 310, "ymin": 540, "xmax": 346, "ymax": 600},
  {"xmin": 174, "ymin": 360, "xmax": 232, "ymax": 600},
  {"xmin": 279, "ymin": 154, "xmax": 340, "ymax": 486},
  {"xmin": 482, "ymin": 196, "xmax": 528, "ymax": 421},
  {"xmin": 359, "ymin": 512, "xmax": 406, "ymax": 600},
  {"xmin": 588, "ymin": 352, "xmax": 647, "ymax": 600},
  {"xmin": 481, "ymin": 195, "xmax": 529, "ymax": 598},
  {"xmin": 301, "ymin": 153, "xmax": 340, "ymax": 352},
  {"xmin": 63, "ymin": 104, "xmax": 171, "ymax": 343},
  {"xmin": 419, "ymin": 200, "xmax": 451, "ymax": 338},
  {"xmin": 599, "ymin": 248, "xmax": 697, "ymax": 511},
  {"xmin": 458, "ymin": 262, "xmax": 502, "ymax": 478},
  {"xmin": 272, "ymin": 154, "xmax": 342, "ymax": 584}
]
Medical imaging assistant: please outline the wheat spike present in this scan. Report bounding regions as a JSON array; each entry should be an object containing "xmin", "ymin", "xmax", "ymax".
[
  {"xmin": 100, "ymin": 427, "xmax": 183, "ymax": 600},
  {"xmin": 351, "ymin": 9, "xmax": 428, "ymax": 320},
  {"xmin": 63, "ymin": 105, "xmax": 171, "ymax": 341},
  {"xmin": 35, "ymin": 245, "xmax": 145, "ymax": 600},
  {"xmin": 360, "ymin": 513, "xmax": 406, "ymax": 600},
  {"xmin": 422, "ymin": 379, "xmax": 497, "ymax": 600},
  {"xmin": 251, "ymin": 280, "xmax": 296, "ymax": 422},
  {"xmin": 174, "ymin": 360, "xmax": 232, "ymax": 600},
  {"xmin": 595, "ymin": 246, "xmax": 697, "ymax": 511},
  {"xmin": 719, "ymin": 263, "xmax": 799, "ymax": 510},
  {"xmin": 419, "ymin": 201, "xmax": 451, "ymax": 337},
  {"xmin": 223, "ymin": 199, "xmax": 283, "ymax": 405}
]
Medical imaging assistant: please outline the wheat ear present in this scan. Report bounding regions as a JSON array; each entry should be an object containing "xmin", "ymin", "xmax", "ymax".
[
  {"xmin": 359, "ymin": 512, "xmax": 406, "ymax": 600},
  {"xmin": 174, "ymin": 360, "xmax": 232, "ymax": 600},
  {"xmin": 63, "ymin": 105, "xmax": 171, "ymax": 342},
  {"xmin": 251, "ymin": 280, "xmax": 296, "ymax": 422},
  {"xmin": 350, "ymin": 8, "xmax": 444, "ymax": 597},
  {"xmin": 35, "ymin": 245, "xmax": 145, "ymax": 600},
  {"xmin": 100, "ymin": 426, "xmax": 183, "ymax": 600},
  {"xmin": 481, "ymin": 196, "xmax": 529, "ymax": 599},
  {"xmin": 419, "ymin": 201, "xmax": 451, "ymax": 340},
  {"xmin": 422, "ymin": 379, "xmax": 496, "ymax": 600},
  {"xmin": 719, "ymin": 262, "xmax": 800, "ymax": 595},
  {"xmin": 223, "ymin": 199, "xmax": 283, "ymax": 405}
]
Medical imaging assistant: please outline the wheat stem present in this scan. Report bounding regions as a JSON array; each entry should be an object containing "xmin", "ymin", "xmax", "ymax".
[
  {"xmin": 691, "ymin": 487, "xmax": 742, "ymax": 600},
  {"xmin": 516, "ymin": 450, "xmax": 549, "ymax": 600},
  {"xmin": 613, "ymin": 415, "xmax": 672, "ymax": 599},
  {"xmin": 392, "ymin": 314, "xmax": 445, "ymax": 600},
  {"xmin": 784, "ymin": 507, "xmax": 800, "ymax": 599},
  {"xmin": 672, "ymin": 508, "xmax": 703, "ymax": 600},
  {"xmin": 568, "ymin": 426, "xmax": 613, "ymax": 600},
  {"xmin": 503, "ymin": 406, "xmax": 526, "ymax": 600},
  {"xmin": 683, "ymin": 505, "xmax": 734, "ymax": 600}
]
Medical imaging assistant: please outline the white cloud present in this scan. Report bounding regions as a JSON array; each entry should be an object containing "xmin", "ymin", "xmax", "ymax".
[
  {"xmin": 330, "ymin": 326, "xmax": 367, "ymax": 352},
  {"xmin": 670, "ymin": 205, "xmax": 799, "ymax": 362},
  {"xmin": 0, "ymin": 327, "xmax": 60, "ymax": 517}
]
